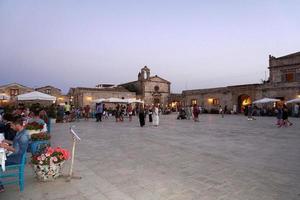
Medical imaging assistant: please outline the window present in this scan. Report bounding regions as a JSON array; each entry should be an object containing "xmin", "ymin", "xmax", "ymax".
[
  {"xmin": 10, "ymin": 89, "xmax": 19, "ymax": 96},
  {"xmin": 46, "ymin": 89, "xmax": 51, "ymax": 94},
  {"xmin": 285, "ymin": 73, "xmax": 295, "ymax": 82},
  {"xmin": 191, "ymin": 99, "xmax": 197, "ymax": 105},
  {"xmin": 208, "ymin": 98, "xmax": 220, "ymax": 105},
  {"xmin": 154, "ymin": 85, "xmax": 159, "ymax": 92},
  {"xmin": 212, "ymin": 99, "xmax": 220, "ymax": 105}
]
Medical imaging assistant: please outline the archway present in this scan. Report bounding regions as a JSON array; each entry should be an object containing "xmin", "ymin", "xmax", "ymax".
[{"xmin": 238, "ymin": 94, "xmax": 251, "ymax": 113}]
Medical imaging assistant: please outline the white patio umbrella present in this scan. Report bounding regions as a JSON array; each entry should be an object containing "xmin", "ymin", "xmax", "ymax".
[
  {"xmin": 92, "ymin": 98, "xmax": 106, "ymax": 103},
  {"xmin": 0, "ymin": 93, "xmax": 10, "ymax": 100},
  {"xmin": 17, "ymin": 91, "xmax": 56, "ymax": 101},
  {"xmin": 105, "ymin": 97, "xmax": 128, "ymax": 103},
  {"xmin": 127, "ymin": 99, "xmax": 144, "ymax": 104},
  {"xmin": 253, "ymin": 98, "xmax": 280, "ymax": 104},
  {"xmin": 286, "ymin": 98, "xmax": 300, "ymax": 104}
]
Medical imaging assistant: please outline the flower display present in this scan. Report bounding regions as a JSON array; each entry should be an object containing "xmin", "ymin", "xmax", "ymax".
[
  {"xmin": 30, "ymin": 133, "xmax": 51, "ymax": 141},
  {"xmin": 26, "ymin": 121, "xmax": 44, "ymax": 130},
  {"xmin": 32, "ymin": 146, "xmax": 70, "ymax": 165}
]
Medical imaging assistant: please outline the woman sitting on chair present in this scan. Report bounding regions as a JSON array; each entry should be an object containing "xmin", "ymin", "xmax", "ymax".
[{"xmin": 0, "ymin": 116, "xmax": 29, "ymax": 193}]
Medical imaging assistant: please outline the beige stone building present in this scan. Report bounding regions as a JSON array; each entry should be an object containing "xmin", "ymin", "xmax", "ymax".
[
  {"xmin": 120, "ymin": 66, "xmax": 171, "ymax": 106},
  {"xmin": 0, "ymin": 83, "xmax": 34, "ymax": 103},
  {"xmin": 172, "ymin": 52, "xmax": 300, "ymax": 113},
  {"xmin": 35, "ymin": 85, "xmax": 68, "ymax": 104},
  {"xmin": 68, "ymin": 86, "xmax": 136, "ymax": 108}
]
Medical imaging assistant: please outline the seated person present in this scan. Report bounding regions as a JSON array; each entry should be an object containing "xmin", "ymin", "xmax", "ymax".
[
  {"xmin": 177, "ymin": 108, "xmax": 187, "ymax": 120},
  {"xmin": 1, "ymin": 113, "xmax": 16, "ymax": 141},
  {"xmin": 28, "ymin": 110, "xmax": 45, "ymax": 125},
  {"xmin": 0, "ymin": 116, "xmax": 30, "ymax": 193}
]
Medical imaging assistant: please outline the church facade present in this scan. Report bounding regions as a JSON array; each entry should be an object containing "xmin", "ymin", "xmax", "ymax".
[{"xmin": 119, "ymin": 66, "xmax": 171, "ymax": 106}]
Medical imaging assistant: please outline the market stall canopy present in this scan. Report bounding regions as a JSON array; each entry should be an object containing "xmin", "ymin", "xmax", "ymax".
[
  {"xmin": 127, "ymin": 99, "xmax": 144, "ymax": 104},
  {"xmin": 17, "ymin": 91, "xmax": 56, "ymax": 101},
  {"xmin": 105, "ymin": 98, "xmax": 128, "ymax": 103},
  {"xmin": 92, "ymin": 98, "xmax": 106, "ymax": 103},
  {"xmin": 286, "ymin": 98, "xmax": 300, "ymax": 104},
  {"xmin": 253, "ymin": 98, "xmax": 280, "ymax": 104},
  {"xmin": 0, "ymin": 93, "xmax": 10, "ymax": 100}
]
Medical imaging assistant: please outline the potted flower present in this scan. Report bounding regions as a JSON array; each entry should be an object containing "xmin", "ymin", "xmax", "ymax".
[
  {"xmin": 32, "ymin": 146, "xmax": 70, "ymax": 181},
  {"xmin": 26, "ymin": 121, "xmax": 45, "ymax": 135},
  {"xmin": 30, "ymin": 133, "xmax": 51, "ymax": 155}
]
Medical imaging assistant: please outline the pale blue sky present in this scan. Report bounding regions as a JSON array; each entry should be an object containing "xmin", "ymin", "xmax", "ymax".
[{"xmin": 0, "ymin": 0, "xmax": 299, "ymax": 93}]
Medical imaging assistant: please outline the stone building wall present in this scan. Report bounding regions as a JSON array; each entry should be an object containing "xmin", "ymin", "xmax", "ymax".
[
  {"xmin": 180, "ymin": 52, "xmax": 300, "ymax": 113},
  {"xmin": 0, "ymin": 83, "xmax": 34, "ymax": 101},
  {"xmin": 36, "ymin": 86, "xmax": 62, "ymax": 97},
  {"xmin": 70, "ymin": 87, "xmax": 136, "ymax": 108}
]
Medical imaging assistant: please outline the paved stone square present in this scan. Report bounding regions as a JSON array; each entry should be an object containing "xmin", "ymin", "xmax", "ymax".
[{"xmin": 1, "ymin": 114, "xmax": 300, "ymax": 200}]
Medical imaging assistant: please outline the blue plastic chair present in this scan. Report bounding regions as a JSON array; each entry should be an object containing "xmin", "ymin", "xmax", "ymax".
[
  {"xmin": 47, "ymin": 120, "xmax": 51, "ymax": 133},
  {"xmin": 0, "ymin": 153, "xmax": 27, "ymax": 192}
]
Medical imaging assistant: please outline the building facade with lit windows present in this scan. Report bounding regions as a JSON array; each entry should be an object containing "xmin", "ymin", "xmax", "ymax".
[
  {"xmin": 0, "ymin": 83, "xmax": 34, "ymax": 106},
  {"xmin": 68, "ymin": 86, "xmax": 136, "ymax": 108},
  {"xmin": 178, "ymin": 52, "xmax": 300, "ymax": 113},
  {"xmin": 35, "ymin": 85, "xmax": 68, "ymax": 105}
]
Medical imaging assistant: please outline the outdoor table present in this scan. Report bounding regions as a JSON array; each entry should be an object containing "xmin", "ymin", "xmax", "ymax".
[{"xmin": 0, "ymin": 148, "xmax": 6, "ymax": 171}]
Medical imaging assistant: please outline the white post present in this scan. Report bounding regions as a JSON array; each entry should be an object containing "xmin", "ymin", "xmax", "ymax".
[
  {"xmin": 68, "ymin": 137, "xmax": 76, "ymax": 178},
  {"xmin": 65, "ymin": 126, "xmax": 82, "ymax": 182}
]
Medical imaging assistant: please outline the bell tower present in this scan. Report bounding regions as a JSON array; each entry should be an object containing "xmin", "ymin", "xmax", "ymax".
[{"xmin": 138, "ymin": 66, "xmax": 150, "ymax": 80}]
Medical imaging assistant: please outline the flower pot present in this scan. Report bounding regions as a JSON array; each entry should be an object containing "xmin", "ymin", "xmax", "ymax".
[
  {"xmin": 33, "ymin": 161, "xmax": 65, "ymax": 181},
  {"xmin": 30, "ymin": 140, "xmax": 51, "ymax": 155}
]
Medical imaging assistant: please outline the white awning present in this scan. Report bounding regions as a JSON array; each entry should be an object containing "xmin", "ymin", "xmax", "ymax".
[
  {"xmin": 17, "ymin": 91, "xmax": 56, "ymax": 101},
  {"xmin": 92, "ymin": 98, "xmax": 106, "ymax": 103},
  {"xmin": 127, "ymin": 99, "xmax": 144, "ymax": 104},
  {"xmin": 105, "ymin": 98, "xmax": 128, "ymax": 103},
  {"xmin": 286, "ymin": 98, "xmax": 300, "ymax": 104},
  {"xmin": 253, "ymin": 98, "xmax": 280, "ymax": 104},
  {"xmin": 0, "ymin": 93, "xmax": 10, "ymax": 100}
]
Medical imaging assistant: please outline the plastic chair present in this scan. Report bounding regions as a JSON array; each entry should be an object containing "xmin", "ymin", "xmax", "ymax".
[
  {"xmin": 47, "ymin": 120, "xmax": 51, "ymax": 133},
  {"xmin": 0, "ymin": 153, "xmax": 26, "ymax": 192}
]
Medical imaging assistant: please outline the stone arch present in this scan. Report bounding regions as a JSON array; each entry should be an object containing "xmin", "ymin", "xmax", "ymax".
[{"xmin": 238, "ymin": 94, "xmax": 252, "ymax": 113}]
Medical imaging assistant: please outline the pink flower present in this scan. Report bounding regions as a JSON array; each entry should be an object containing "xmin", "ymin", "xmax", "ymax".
[
  {"xmin": 53, "ymin": 157, "xmax": 58, "ymax": 162},
  {"xmin": 41, "ymin": 154, "xmax": 46, "ymax": 161}
]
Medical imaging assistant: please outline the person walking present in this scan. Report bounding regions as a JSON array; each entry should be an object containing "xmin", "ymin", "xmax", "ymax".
[
  {"xmin": 153, "ymin": 104, "xmax": 159, "ymax": 126},
  {"xmin": 281, "ymin": 104, "xmax": 293, "ymax": 127},
  {"xmin": 127, "ymin": 104, "xmax": 133, "ymax": 122},
  {"xmin": 193, "ymin": 104, "xmax": 200, "ymax": 122},
  {"xmin": 219, "ymin": 105, "xmax": 224, "ymax": 118},
  {"xmin": 95, "ymin": 103, "xmax": 103, "ymax": 122},
  {"xmin": 247, "ymin": 104, "xmax": 255, "ymax": 120},
  {"xmin": 148, "ymin": 106, "xmax": 153, "ymax": 123},
  {"xmin": 138, "ymin": 105, "xmax": 145, "ymax": 127},
  {"xmin": 185, "ymin": 106, "xmax": 191, "ymax": 120},
  {"xmin": 64, "ymin": 102, "xmax": 71, "ymax": 122},
  {"xmin": 84, "ymin": 105, "xmax": 90, "ymax": 120},
  {"xmin": 275, "ymin": 105, "xmax": 283, "ymax": 126}
]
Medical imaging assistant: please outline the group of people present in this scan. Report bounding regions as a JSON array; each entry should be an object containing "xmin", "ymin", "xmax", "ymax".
[
  {"xmin": 138, "ymin": 104, "xmax": 159, "ymax": 127},
  {"xmin": 0, "ymin": 105, "xmax": 50, "ymax": 192},
  {"xmin": 176, "ymin": 104, "xmax": 201, "ymax": 122},
  {"xmin": 275, "ymin": 104, "xmax": 293, "ymax": 127}
]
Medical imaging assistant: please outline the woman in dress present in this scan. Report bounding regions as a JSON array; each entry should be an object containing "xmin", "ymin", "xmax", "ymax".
[{"xmin": 153, "ymin": 104, "xmax": 159, "ymax": 126}]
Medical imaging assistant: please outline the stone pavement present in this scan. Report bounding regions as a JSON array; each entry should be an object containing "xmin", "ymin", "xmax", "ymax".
[{"xmin": 1, "ymin": 114, "xmax": 300, "ymax": 200}]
